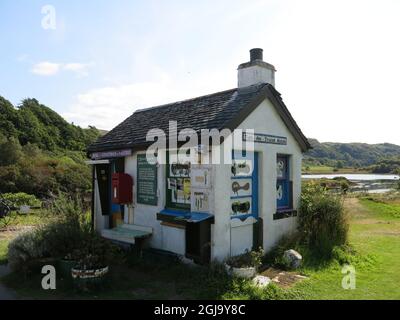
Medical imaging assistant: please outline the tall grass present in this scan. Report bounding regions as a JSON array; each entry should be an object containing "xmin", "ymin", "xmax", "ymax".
[{"xmin": 298, "ymin": 182, "xmax": 348, "ymax": 258}]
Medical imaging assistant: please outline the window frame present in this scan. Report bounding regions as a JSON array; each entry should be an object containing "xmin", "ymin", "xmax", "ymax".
[{"xmin": 276, "ymin": 154, "xmax": 292, "ymax": 211}]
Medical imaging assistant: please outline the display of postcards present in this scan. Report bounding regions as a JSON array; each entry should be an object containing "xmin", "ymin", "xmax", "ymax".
[
  {"xmin": 192, "ymin": 190, "xmax": 210, "ymax": 212},
  {"xmin": 171, "ymin": 178, "xmax": 190, "ymax": 204},
  {"xmin": 230, "ymin": 197, "xmax": 252, "ymax": 216},
  {"xmin": 230, "ymin": 178, "xmax": 252, "ymax": 197},
  {"xmin": 191, "ymin": 167, "xmax": 212, "ymax": 188},
  {"xmin": 169, "ymin": 162, "xmax": 191, "ymax": 177},
  {"xmin": 167, "ymin": 178, "xmax": 177, "ymax": 190},
  {"xmin": 231, "ymin": 159, "xmax": 253, "ymax": 177}
]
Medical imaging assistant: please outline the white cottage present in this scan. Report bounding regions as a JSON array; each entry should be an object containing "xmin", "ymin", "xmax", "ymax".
[{"xmin": 87, "ymin": 48, "xmax": 311, "ymax": 264}]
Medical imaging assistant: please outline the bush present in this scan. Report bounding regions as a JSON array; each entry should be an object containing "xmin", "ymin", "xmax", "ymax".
[
  {"xmin": 298, "ymin": 182, "xmax": 348, "ymax": 257},
  {"xmin": 226, "ymin": 248, "xmax": 264, "ymax": 269},
  {"xmin": 8, "ymin": 193, "xmax": 122, "ymax": 273},
  {"xmin": 2, "ymin": 192, "xmax": 41, "ymax": 207},
  {"xmin": 8, "ymin": 229, "xmax": 48, "ymax": 272},
  {"xmin": 263, "ymin": 233, "xmax": 302, "ymax": 269}
]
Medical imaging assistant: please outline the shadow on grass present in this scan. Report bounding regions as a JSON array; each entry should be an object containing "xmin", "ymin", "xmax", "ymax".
[{"xmin": 1, "ymin": 248, "xmax": 296, "ymax": 300}]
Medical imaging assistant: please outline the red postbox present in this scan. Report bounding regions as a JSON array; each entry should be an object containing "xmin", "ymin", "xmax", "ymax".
[{"xmin": 112, "ymin": 173, "xmax": 133, "ymax": 204}]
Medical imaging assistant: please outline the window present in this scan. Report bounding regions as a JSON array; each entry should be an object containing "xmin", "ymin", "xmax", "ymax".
[
  {"xmin": 276, "ymin": 155, "xmax": 292, "ymax": 210},
  {"xmin": 165, "ymin": 151, "xmax": 191, "ymax": 211}
]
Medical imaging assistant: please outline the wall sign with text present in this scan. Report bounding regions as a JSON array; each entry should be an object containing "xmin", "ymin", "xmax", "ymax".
[
  {"xmin": 242, "ymin": 132, "xmax": 287, "ymax": 146},
  {"xmin": 91, "ymin": 149, "xmax": 132, "ymax": 160},
  {"xmin": 137, "ymin": 154, "xmax": 158, "ymax": 206}
]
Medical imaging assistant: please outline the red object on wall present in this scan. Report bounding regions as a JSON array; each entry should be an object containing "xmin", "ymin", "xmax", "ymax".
[{"xmin": 112, "ymin": 173, "xmax": 133, "ymax": 204}]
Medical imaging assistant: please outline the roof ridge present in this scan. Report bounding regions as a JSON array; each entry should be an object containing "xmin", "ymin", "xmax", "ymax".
[{"xmin": 134, "ymin": 87, "xmax": 239, "ymax": 114}]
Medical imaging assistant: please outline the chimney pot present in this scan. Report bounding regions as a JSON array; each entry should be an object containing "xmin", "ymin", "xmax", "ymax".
[{"xmin": 250, "ymin": 48, "xmax": 263, "ymax": 62}]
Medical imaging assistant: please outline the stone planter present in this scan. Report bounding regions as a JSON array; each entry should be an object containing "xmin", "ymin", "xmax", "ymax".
[
  {"xmin": 225, "ymin": 263, "xmax": 256, "ymax": 279},
  {"xmin": 71, "ymin": 266, "xmax": 109, "ymax": 291}
]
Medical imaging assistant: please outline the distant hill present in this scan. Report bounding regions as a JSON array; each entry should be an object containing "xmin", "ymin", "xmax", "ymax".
[
  {"xmin": 0, "ymin": 96, "xmax": 101, "ymax": 197},
  {"xmin": 305, "ymin": 138, "xmax": 400, "ymax": 168},
  {"xmin": 0, "ymin": 96, "xmax": 100, "ymax": 152}
]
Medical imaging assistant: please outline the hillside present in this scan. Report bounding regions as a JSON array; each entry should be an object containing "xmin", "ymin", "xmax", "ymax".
[
  {"xmin": 0, "ymin": 96, "xmax": 101, "ymax": 197},
  {"xmin": 305, "ymin": 138, "xmax": 400, "ymax": 173}
]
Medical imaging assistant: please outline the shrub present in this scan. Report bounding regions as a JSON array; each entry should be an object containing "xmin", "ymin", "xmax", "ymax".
[
  {"xmin": 8, "ymin": 193, "xmax": 122, "ymax": 273},
  {"xmin": 73, "ymin": 231, "xmax": 122, "ymax": 270},
  {"xmin": 263, "ymin": 233, "xmax": 302, "ymax": 269},
  {"xmin": 2, "ymin": 192, "xmax": 41, "ymax": 207},
  {"xmin": 8, "ymin": 229, "xmax": 48, "ymax": 272},
  {"xmin": 298, "ymin": 182, "xmax": 348, "ymax": 257},
  {"xmin": 40, "ymin": 193, "xmax": 91, "ymax": 259},
  {"xmin": 226, "ymin": 248, "xmax": 264, "ymax": 269}
]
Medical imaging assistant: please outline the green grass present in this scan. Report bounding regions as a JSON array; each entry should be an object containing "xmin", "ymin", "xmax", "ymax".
[
  {"xmin": 283, "ymin": 197, "xmax": 400, "ymax": 299},
  {"xmin": 0, "ymin": 210, "xmax": 44, "ymax": 265},
  {"xmin": 302, "ymin": 165, "xmax": 368, "ymax": 174},
  {"xmin": 360, "ymin": 198, "xmax": 400, "ymax": 218},
  {"xmin": 0, "ymin": 239, "xmax": 9, "ymax": 265},
  {"xmin": 8, "ymin": 210, "xmax": 44, "ymax": 226},
  {"xmin": 1, "ymin": 198, "xmax": 399, "ymax": 299}
]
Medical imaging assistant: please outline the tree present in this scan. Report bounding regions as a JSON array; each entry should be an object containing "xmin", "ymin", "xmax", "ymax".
[{"xmin": 0, "ymin": 137, "xmax": 22, "ymax": 166}]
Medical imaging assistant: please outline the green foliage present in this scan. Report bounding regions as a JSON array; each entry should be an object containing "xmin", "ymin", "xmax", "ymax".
[
  {"xmin": 298, "ymin": 182, "xmax": 348, "ymax": 257},
  {"xmin": 368, "ymin": 157, "xmax": 400, "ymax": 174},
  {"xmin": 2, "ymin": 192, "xmax": 41, "ymax": 207},
  {"xmin": 305, "ymin": 138, "xmax": 400, "ymax": 169},
  {"xmin": 7, "ymin": 229, "xmax": 50, "ymax": 272},
  {"xmin": 360, "ymin": 198, "xmax": 400, "ymax": 218},
  {"xmin": 263, "ymin": 233, "xmax": 303, "ymax": 269},
  {"xmin": 0, "ymin": 96, "xmax": 101, "ymax": 198},
  {"xmin": 226, "ymin": 247, "xmax": 264, "ymax": 269},
  {"xmin": 7, "ymin": 193, "xmax": 121, "ymax": 274}
]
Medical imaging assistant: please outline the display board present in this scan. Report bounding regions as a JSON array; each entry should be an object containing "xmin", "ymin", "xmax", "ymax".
[
  {"xmin": 230, "ymin": 151, "xmax": 258, "ymax": 219},
  {"xmin": 137, "ymin": 154, "xmax": 158, "ymax": 205},
  {"xmin": 166, "ymin": 152, "xmax": 191, "ymax": 210},
  {"xmin": 190, "ymin": 164, "xmax": 213, "ymax": 213}
]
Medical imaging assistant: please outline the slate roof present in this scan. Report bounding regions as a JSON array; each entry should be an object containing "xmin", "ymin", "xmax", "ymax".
[{"xmin": 87, "ymin": 83, "xmax": 311, "ymax": 154}]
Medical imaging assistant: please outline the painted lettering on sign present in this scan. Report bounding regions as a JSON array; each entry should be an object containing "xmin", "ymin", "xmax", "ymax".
[
  {"xmin": 137, "ymin": 154, "xmax": 158, "ymax": 205},
  {"xmin": 242, "ymin": 132, "xmax": 287, "ymax": 145},
  {"xmin": 91, "ymin": 149, "xmax": 132, "ymax": 160}
]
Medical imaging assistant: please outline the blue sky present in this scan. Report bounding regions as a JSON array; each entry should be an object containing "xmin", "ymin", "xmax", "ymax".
[{"xmin": 1, "ymin": 0, "xmax": 400, "ymax": 144}]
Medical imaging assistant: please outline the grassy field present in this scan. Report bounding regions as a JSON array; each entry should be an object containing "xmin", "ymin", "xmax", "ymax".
[
  {"xmin": 302, "ymin": 165, "xmax": 368, "ymax": 174},
  {"xmin": 288, "ymin": 196, "xmax": 400, "ymax": 299},
  {"xmin": 0, "ymin": 197, "xmax": 399, "ymax": 299},
  {"xmin": 0, "ymin": 210, "xmax": 43, "ymax": 265}
]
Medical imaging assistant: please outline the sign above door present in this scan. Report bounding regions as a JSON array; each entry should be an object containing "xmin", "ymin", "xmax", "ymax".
[
  {"xmin": 242, "ymin": 132, "xmax": 287, "ymax": 146},
  {"xmin": 91, "ymin": 149, "xmax": 132, "ymax": 160}
]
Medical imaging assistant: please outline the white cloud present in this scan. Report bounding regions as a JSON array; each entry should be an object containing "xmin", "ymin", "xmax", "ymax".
[
  {"xmin": 63, "ymin": 68, "xmax": 230, "ymax": 130},
  {"xmin": 31, "ymin": 62, "xmax": 61, "ymax": 76},
  {"xmin": 63, "ymin": 62, "xmax": 93, "ymax": 77},
  {"xmin": 31, "ymin": 61, "xmax": 93, "ymax": 77}
]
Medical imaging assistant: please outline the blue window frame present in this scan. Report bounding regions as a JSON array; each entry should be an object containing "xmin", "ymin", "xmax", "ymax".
[
  {"xmin": 230, "ymin": 151, "xmax": 258, "ymax": 220},
  {"xmin": 276, "ymin": 155, "xmax": 291, "ymax": 210}
]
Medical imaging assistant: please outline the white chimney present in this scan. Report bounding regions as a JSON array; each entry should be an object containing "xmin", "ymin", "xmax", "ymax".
[{"xmin": 238, "ymin": 48, "xmax": 276, "ymax": 88}]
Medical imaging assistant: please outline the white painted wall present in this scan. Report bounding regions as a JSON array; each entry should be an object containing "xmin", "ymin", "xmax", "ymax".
[
  {"xmin": 123, "ymin": 150, "xmax": 166, "ymax": 251},
  {"xmin": 211, "ymin": 97, "xmax": 303, "ymax": 261},
  {"xmin": 238, "ymin": 65, "xmax": 275, "ymax": 87},
  {"xmin": 93, "ymin": 96, "xmax": 304, "ymax": 261},
  {"xmin": 93, "ymin": 169, "xmax": 109, "ymax": 231}
]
